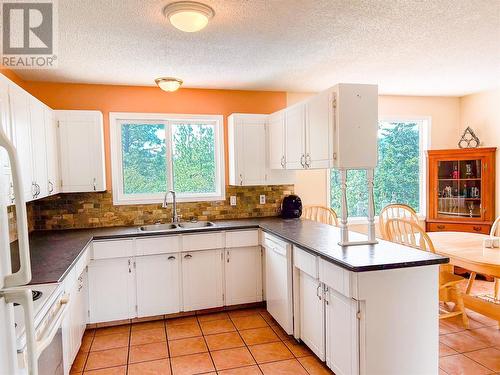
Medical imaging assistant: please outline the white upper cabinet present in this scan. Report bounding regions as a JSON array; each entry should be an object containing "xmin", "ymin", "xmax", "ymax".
[
  {"xmin": 44, "ymin": 107, "xmax": 59, "ymax": 195},
  {"xmin": 268, "ymin": 110, "xmax": 286, "ymax": 170},
  {"xmin": 305, "ymin": 89, "xmax": 333, "ymax": 169},
  {"xmin": 29, "ymin": 97, "xmax": 48, "ymax": 198},
  {"xmin": 56, "ymin": 110, "xmax": 106, "ymax": 193},
  {"xmin": 228, "ymin": 114, "xmax": 268, "ymax": 186},
  {"xmin": 0, "ymin": 76, "xmax": 13, "ymax": 205},
  {"xmin": 284, "ymin": 103, "xmax": 306, "ymax": 169}
]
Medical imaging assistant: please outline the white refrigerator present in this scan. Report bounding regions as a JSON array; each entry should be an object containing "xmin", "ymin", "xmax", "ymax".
[{"xmin": 0, "ymin": 112, "xmax": 38, "ymax": 374}]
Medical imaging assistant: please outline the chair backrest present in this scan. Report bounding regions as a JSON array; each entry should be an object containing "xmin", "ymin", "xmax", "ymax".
[
  {"xmin": 302, "ymin": 206, "xmax": 339, "ymax": 226},
  {"xmin": 490, "ymin": 216, "xmax": 500, "ymax": 237},
  {"xmin": 379, "ymin": 204, "xmax": 419, "ymax": 240},
  {"xmin": 385, "ymin": 218, "xmax": 436, "ymax": 253}
]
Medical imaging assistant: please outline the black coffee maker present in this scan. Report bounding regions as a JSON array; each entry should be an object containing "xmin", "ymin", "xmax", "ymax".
[{"xmin": 281, "ymin": 195, "xmax": 302, "ymax": 219}]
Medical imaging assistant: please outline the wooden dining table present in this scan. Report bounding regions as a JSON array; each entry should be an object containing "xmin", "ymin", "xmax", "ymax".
[{"xmin": 427, "ymin": 231, "xmax": 500, "ymax": 324}]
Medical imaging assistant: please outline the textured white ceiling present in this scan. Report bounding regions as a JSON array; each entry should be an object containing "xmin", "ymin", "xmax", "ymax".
[{"xmin": 16, "ymin": 0, "xmax": 500, "ymax": 95}]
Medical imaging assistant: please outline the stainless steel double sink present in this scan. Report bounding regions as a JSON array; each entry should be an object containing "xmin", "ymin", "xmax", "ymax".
[{"xmin": 138, "ymin": 221, "xmax": 215, "ymax": 232}]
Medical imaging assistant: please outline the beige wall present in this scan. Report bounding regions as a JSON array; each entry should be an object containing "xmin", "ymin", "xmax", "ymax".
[
  {"xmin": 287, "ymin": 93, "xmax": 462, "ymax": 208},
  {"xmin": 459, "ymin": 89, "xmax": 500, "ymax": 215}
]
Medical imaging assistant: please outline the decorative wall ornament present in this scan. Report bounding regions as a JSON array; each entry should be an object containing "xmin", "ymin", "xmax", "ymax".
[{"xmin": 458, "ymin": 126, "xmax": 480, "ymax": 148}]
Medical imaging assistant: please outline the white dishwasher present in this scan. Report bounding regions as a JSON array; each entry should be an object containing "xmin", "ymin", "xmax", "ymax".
[{"xmin": 263, "ymin": 233, "xmax": 293, "ymax": 334}]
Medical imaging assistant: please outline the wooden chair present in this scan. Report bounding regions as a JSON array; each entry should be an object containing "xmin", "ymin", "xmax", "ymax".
[
  {"xmin": 302, "ymin": 206, "xmax": 339, "ymax": 226},
  {"xmin": 379, "ymin": 203, "xmax": 420, "ymax": 240},
  {"xmin": 489, "ymin": 217, "xmax": 500, "ymax": 299},
  {"xmin": 385, "ymin": 218, "xmax": 469, "ymax": 328}
]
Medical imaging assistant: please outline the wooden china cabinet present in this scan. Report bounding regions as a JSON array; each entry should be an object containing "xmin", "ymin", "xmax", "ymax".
[{"xmin": 426, "ymin": 147, "xmax": 496, "ymax": 234}]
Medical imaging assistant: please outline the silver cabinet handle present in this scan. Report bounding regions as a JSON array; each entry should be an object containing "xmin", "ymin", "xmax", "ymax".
[
  {"xmin": 300, "ymin": 154, "xmax": 306, "ymax": 168},
  {"xmin": 305, "ymin": 154, "xmax": 311, "ymax": 168},
  {"xmin": 280, "ymin": 156, "xmax": 286, "ymax": 169},
  {"xmin": 93, "ymin": 178, "xmax": 97, "ymax": 191},
  {"xmin": 316, "ymin": 284, "xmax": 322, "ymax": 300},
  {"xmin": 168, "ymin": 255, "xmax": 176, "ymax": 260},
  {"xmin": 9, "ymin": 182, "xmax": 15, "ymax": 203},
  {"xmin": 226, "ymin": 250, "xmax": 230, "ymax": 263},
  {"xmin": 48, "ymin": 180, "xmax": 54, "ymax": 194},
  {"xmin": 36, "ymin": 183, "xmax": 40, "ymax": 197},
  {"xmin": 184, "ymin": 254, "xmax": 192, "ymax": 259},
  {"xmin": 239, "ymin": 174, "xmax": 243, "ymax": 186},
  {"xmin": 31, "ymin": 183, "xmax": 37, "ymax": 198}
]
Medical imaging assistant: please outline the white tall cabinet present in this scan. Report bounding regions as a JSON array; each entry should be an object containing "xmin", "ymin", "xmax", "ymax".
[
  {"xmin": 28, "ymin": 97, "xmax": 48, "ymax": 198},
  {"xmin": 267, "ymin": 110, "xmax": 286, "ymax": 170},
  {"xmin": 44, "ymin": 108, "xmax": 59, "ymax": 195}
]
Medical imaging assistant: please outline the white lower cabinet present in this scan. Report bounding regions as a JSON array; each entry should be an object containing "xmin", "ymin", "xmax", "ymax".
[
  {"xmin": 88, "ymin": 257, "xmax": 136, "ymax": 323},
  {"xmin": 298, "ymin": 270, "xmax": 325, "ymax": 360},
  {"xmin": 182, "ymin": 249, "xmax": 224, "ymax": 311},
  {"xmin": 136, "ymin": 254, "xmax": 181, "ymax": 317},
  {"xmin": 325, "ymin": 288, "xmax": 360, "ymax": 375},
  {"xmin": 225, "ymin": 246, "xmax": 262, "ymax": 306}
]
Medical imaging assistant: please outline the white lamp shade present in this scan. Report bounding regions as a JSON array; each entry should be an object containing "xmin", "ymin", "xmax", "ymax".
[
  {"xmin": 164, "ymin": 2, "xmax": 215, "ymax": 33},
  {"xmin": 155, "ymin": 78, "xmax": 183, "ymax": 92}
]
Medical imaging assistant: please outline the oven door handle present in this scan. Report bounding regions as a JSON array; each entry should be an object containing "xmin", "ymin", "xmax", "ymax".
[
  {"xmin": 36, "ymin": 294, "xmax": 70, "ymax": 359},
  {"xmin": 2, "ymin": 288, "xmax": 38, "ymax": 375}
]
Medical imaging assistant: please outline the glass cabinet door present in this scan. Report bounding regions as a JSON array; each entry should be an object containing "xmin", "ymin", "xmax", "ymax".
[{"xmin": 437, "ymin": 159, "xmax": 482, "ymax": 219}]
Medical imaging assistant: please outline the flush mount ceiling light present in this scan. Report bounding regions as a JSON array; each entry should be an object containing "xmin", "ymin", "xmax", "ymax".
[
  {"xmin": 155, "ymin": 77, "xmax": 183, "ymax": 92},
  {"xmin": 163, "ymin": 1, "xmax": 215, "ymax": 32}
]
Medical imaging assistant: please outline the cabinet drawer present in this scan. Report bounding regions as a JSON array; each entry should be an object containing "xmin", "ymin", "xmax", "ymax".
[
  {"xmin": 293, "ymin": 246, "xmax": 318, "ymax": 278},
  {"xmin": 226, "ymin": 230, "xmax": 259, "ymax": 248},
  {"xmin": 319, "ymin": 258, "xmax": 352, "ymax": 298},
  {"xmin": 182, "ymin": 232, "xmax": 224, "ymax": 251},
  {"xmin": 136, "ymin": 235, "xmax": 181, "ymax": 255},
  {"xmin": 263, "ymin": 232, "xmax": 288, "ymax": 250},
  {"xmin": 74, "ymin": 246, "xmax": 90, "ymax": 276},
  {"xmin": 92, "ymin": 239, "xmax": 135, "ymax": 259},
  {"xmin": 426, "ymin": 222, "xmax": 490, "ymax": 234}
]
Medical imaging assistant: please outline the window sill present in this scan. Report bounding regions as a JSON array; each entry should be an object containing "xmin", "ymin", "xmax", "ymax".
[{"xmin": 112, "ymin": 195, "xmax": 226, "ymax": 206}]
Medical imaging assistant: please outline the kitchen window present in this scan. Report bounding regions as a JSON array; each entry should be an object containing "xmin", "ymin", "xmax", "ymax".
[
  {"xmin": 110, "ymin": 113, "xmax": 224, "ymax": 205},
  {"xmin": 329, "ymin": 117, "xmax": 430, "ymax": 217}
]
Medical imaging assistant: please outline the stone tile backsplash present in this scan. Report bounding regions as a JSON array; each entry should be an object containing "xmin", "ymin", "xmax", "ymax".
[{"xmin": 26, "ymin": 185, "xmax": 293, "ymax": 231}]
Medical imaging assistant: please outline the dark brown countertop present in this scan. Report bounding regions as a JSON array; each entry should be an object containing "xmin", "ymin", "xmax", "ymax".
[{"xmin": 10, "ymin": 218, "xmax": 448, "ymax": 285}]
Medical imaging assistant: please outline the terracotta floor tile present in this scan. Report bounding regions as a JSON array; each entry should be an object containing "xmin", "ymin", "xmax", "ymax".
[
  {"xmin": 80, "ymin": 335, "xmax": 94, "ymax": 352},
  {"xmin": 83, "ymin": 366, "xmax": 127, "ymax": 375},
  {"xmin": 129, "ymin": 342, "xmax": 169, "ymax": 363},
  {"xmin": 259, "ymin": 311, "xmax": 276, "ymax": 325},
  {"xmin": 463, "ymin": 326, "xmax": 500, "ymax": 346},
  {"xmin": 464, "ymin": 347, "xmax": 500, "ymax": 372},
  {"xmin": 439, "ymin": 369, "xmax": 448, "ymax": 375},
  {"xmin": 84, "ymin": 329, "xmax": 96, "ymax": 338},
  {"xmin": 440, "ymin": 342, "xmax": 458, "ymax": 357},
  {"xmin": 131, "ymin": 327, "xmax": 167, "ymax": 346},
  {"xmin": 228, "ymin": 308, "xmax": 261, "ymax": 319},
  {"xmin": 249, "ymin": 342, "xmax": 294, "ymax": 364},
  {"xmin": 94, "ymin": 325, "xmax": 130, "ymax": 337},
  {"xmin": 131, "ymin": 320, "xmax": 165, "ymax": 331},
  {"xmin": 240, "ymin": 327, "xmax": 280, "ymax": 346},
  {"xmin": 166, "ymin": 316, "xmax": 197, "ymax": 326},
  {"xmin": 85, "ymin": 347, "xmax": 128, "ymax": 371},
  {"xmin": 211, "ymin": 347, "xmax": 256, "ymax": 370},
  {"xmin": 232, "ymin": 315, "xmax": 269, "ymax": 330},
  {"xmin": 283, "ymin": 340, "xmax": 313, "ymax": 358},
  {"xmin": 439, "ymin": 353, "xmax": 492, "ymax": 375},
  {"xmin": 167, "ymin": 322, "xmax": 202, "ymax": 340},
  {"xmin": 170, "ymin": 352, "xmax": 215, "ymax": 375},
  {"xmin": 128, "ymin": 358, "xmax": 171, "ymax": 375},
  {"xmin": 298, "ymin": 356, "xmax": 333, "ymax": 375},
  {"xmin": 197, "ymin": 312, "xmax": 229, "ymax": 322},
  {"xmin": 440, "ymin": 331, "xmax": 490, "ymax": 353},
  {"xmin": 205, "ymin": 332, "xmax": 245, "ymax": 351},
  {"xmin": 199, "ymin": 319, "xmax": 236, "ymax": 335},
  {"xmin": 70, "ymin": 351, "xmax": 88, "ymax": 373},
  {"xmin": 259, "ymin": 359, "xmax": 308, "ymax": 375},
  {"xmin": 269, "ymin": 324, "xmax": 291, "ymax": 340},
  {"xmin": 168, "ymin": 337, "xmax": 208, "ymax": 357},
  {"xmin": 91, "ymin": 333, "xmax": 129, "ymax": 351},
  {"xmin": 218, "ymin": 365, "xmax": 262, "ymax": 374}
]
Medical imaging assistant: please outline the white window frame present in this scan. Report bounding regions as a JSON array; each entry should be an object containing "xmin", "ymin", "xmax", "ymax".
[
  {"xmin": 109, "ymin": 112, "xmax": 225, "ymax": 205},
  {"xmin": 327, "ymin": 116, "xmax": 431, "ymax": 222}
]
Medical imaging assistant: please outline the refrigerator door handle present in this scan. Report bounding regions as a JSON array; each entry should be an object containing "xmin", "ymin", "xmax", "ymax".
[
  {"xmin": 0, "ymin": 128, "xmax": 31, "ymax": 287},
  {"xmin": 2, "ymin": 288, "xmax": 38, "ymax": 375}
]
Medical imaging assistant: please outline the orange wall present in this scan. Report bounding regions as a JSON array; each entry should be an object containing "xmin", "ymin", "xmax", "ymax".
[{"xmin": 18, "ymin": 80, "xmax": 286, "ymax": 190}]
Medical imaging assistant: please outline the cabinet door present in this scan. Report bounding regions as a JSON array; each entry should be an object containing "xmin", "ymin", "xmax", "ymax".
[
  {"xmin": 299, "ymin": 272, "xmax": 325, "ymax": 360},
  {"xmin": 306, "ymin": 90, "xmax": 332, "ymax": 169},
  {"xmin": 88, "ymin": 258, "xmax": 136, "ymax": 323},
  {"xmin": 8, "ymin": 84, "xmax": 34, "ymax": 201},
  {"xmin": 29, "ymin": 97, "xmax": 48, "ymax": 198},
  {"xmin": 57, "ymin": 110, "xmax": 105, "ymax": 192},
  {"xmin": 268, "ymin": 111, "xmax": 286, "ymax": 170},
  {"xmin": 225, "ymin": 246, "xmax": 262, "ymax": 306},
  {"xmin": 285, "ymin": 104, "xmax": 306, "ymax": 169},
  {"xmin": 136, "ymin": 254, "xmax": 181, "ymax": 317},
  {"xmin": 325, "ymin": 288, "xmax": 359, "ymax": 375},
  {"xmin": 44, "ymin": 108, "xmax": 59, "ymax": 195},
  {"xmin": 182, "ymin": 250, "xmax": 223, "ymax": 311}
]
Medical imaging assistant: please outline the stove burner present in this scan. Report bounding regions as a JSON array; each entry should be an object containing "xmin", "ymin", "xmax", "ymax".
[{"xmin": 13, "ymin": 290, "xmax": 43, "ymax": 306}]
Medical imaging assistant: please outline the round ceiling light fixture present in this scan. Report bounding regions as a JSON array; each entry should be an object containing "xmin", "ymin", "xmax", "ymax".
[
  {"xmin": 155, "ymin": 77, "xmax": 183, "ymax": 92},
  {"xmin": 163, "ymin": 1, "xmax": 215, "ymax": 32}
]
